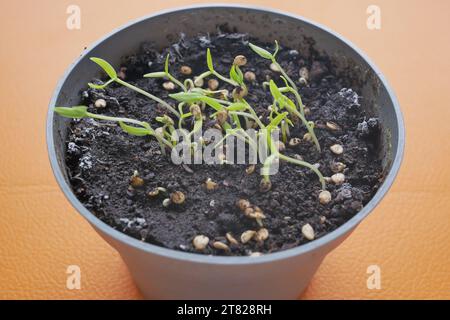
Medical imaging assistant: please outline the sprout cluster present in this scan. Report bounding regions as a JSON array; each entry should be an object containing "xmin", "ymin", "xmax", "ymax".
[{"xmin": 55, "ymin": 41, "xmax": 326, "ymax": 190}]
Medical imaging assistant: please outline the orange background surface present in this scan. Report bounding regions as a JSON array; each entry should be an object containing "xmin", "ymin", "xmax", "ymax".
[{"xmin": 0, "ymin": 0, "xmax": 449, "ymax": 299}]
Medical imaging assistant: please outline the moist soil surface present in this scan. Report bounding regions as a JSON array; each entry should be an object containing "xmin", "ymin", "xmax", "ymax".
[{"xmin": 65, "ymin": 32, "xmax": 383, "ymax": 256}]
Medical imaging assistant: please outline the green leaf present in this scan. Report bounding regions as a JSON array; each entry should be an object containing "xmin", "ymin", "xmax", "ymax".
[
  {"xmin": 227, "ymin": 102, "xmax": 247, "ymax": 111},
  {"xmin": 54, "ymin": 106, "xmax": 88, "ymax": 119},
  {"xmin": 229, "ymin": 65, "xmax": 244, "ymax": 85},
  {"xmin": 269, "ymin": 80, "xmax": 283, "ymax": 101},
  {"xmin": 88, "ymin": 79, "xmax": 114, "ymax": 89},
  {"xmin": 199, "ymin": 96, "xmax": 223, "ymax": 111},
  {"xmin": 164, "ymin": 54, "xmax": 170, "ymax": 74},
  {"xmin": 90, "ymin": 57, "xmax": 117, "ymax": 80},
  {"xmin": 248, "ymin": 43, "xmax": 273, "ymax": 60},
  {"xmin": 206, "ymin": 48, "xmax": 214, "ymax": 72},
  {"xmin": 143, "ymin": 72, "xmax": 166, "ymax": 78},
  {"xmin": 119, "ymin": 121, "xmax": 151, "ymax": 136},
  {"xmin": 169, "ymin": 93, "xmax": 224, "ymax": 111},
  {"xmin": 169, "ymin": 92, "xmax": 203, "ymax": 102},
  {"xmin": 267, "ymin": 112, "xmax": 288, "ymax": 131}
]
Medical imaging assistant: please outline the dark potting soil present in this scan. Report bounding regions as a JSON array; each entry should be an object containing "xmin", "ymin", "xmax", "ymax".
[{"xmin": 65, "ymin": 32, "xmax": 383, "ymax": 256}]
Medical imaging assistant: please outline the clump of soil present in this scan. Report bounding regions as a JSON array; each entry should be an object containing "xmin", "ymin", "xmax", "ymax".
[{"xmin": 65, "ymin": 32, "xmax": 383, "ymax": 256}]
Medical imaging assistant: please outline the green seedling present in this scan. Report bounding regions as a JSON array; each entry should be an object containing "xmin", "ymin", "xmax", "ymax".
[
  {"xmin": 88, "ymin": 57, "xmax": 180, "ymax": 117},
  {"xmin": 144, "ymin": 54, "xmax": 187, "ymax": 92},
  {"xmin": 54, "ymin": 41, "xmax": 326, "ymax": 191},
  {"xmin": 54, "ymin": 106, "xmax": 172, "ymax": 154}
]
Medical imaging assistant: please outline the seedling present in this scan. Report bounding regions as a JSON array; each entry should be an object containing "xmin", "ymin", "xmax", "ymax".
[{"xmin": 54, "ymin": 40, "xmax": 327, "ymax": 194}]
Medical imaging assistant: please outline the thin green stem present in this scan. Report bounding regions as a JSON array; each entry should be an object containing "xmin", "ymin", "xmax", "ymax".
[
  {"xmin": 115, "ymin": 78, "xmax": 180, "ymax": 118},
  {"xmin": 166, "ymin": 73, "xmax": 186, "ymax": 92},
  {"xmin": 278, "ymin": 153, "xmax": 326, "ymax": 189},
  {"xmin": 285, "ymin": 102, "xmax": 321, "ymax": 152}
]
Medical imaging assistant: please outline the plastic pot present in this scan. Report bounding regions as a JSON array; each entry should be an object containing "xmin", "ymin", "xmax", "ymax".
[{"xmin": 47, "ymin": 4, "xmax": 405, "ymax": 299}]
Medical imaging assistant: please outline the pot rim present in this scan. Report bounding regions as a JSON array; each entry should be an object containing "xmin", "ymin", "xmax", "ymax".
[{"xmin": 46, "ymin": 3, "xmax": 405, "ymax": 265}]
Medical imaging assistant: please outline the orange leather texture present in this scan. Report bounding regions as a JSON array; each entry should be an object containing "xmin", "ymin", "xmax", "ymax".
[{"xmin": 0, "ymin": 0, "xmax": 449, "ymax": 299}]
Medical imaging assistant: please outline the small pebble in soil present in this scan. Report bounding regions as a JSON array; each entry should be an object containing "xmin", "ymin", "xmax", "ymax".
[
  {"xmin": 331, "ymin": 173, "xmax": 345, "ymax": 185},
  {"xmin": 301, "ymin": 223, "xmax": 315, "ymax": 241},
  {"xmin": 241, "ymin": 230, "xmax": 257, "ymax": 244},
  {"xmin": 205, "ymin": 178, "xmax": 218, "ymax": 191},
  {"xmin": 193, "ymin": 235, "xmax": 209, "ymax": 251},
  {"xmin": 170, "ymin": 191, "xmax": 186, "ymax": 204},
  {"xmin": 244, "ymin": 71, "xmax": 256, "ymax": 82},
  {"xmin": 180, "ymin": 65, "xmax": 192, "ymax": 75},
  {"xmin": 208, "ymin": 79, "xmax": 219, "ymax": 91},
  {"xmin": 318, "ymin": 190, "xmax": 332, "ymax": 205},
  {"xmin": 213, "ymin": 241, "xmax": 230, "ymax": 251},
  {"xmin": 94, "ymin": 98, "xmax": 107, "ymax": 108},
  {"xmin": 270, "ymin": 63, "xmax": 281, "ymax": 72},
  {"xmin": 226, "ymin": 232, "xmax": 239, "ymax": 246},
  {"xmin": 330, "ymin": 144, "xmax": 344, "ymax": 155},
  {"xmin": 233, "ymin": 55, "xmax": 247, "ymax": 66},
  {"xmin": 304, "ymin": 107, "xmax": 311, "ymax": 115},
  {"xmin": 163, "ymin": 81, "xmax": 175, "ymax": 91},
  {"xmin": 288, "ymin": 137, "xmax": 301, "ymax": 147}
]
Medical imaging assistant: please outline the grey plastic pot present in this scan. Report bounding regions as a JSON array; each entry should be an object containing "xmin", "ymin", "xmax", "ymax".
[{"xmin": 47, "ymin": 4, "xmax": 404, "ymax": 299}]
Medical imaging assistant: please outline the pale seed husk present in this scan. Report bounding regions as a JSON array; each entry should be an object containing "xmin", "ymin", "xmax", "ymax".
[
  {"xmin": 241, "ymin": 230, "xmax": 256, "ymax": 244},
  {"xmin": 246, "ymin": 164, "xmax": 256, "ymax": 175},
  {"xmin": 170, "ymin": 191, "xmax": 186, "ymax": 204},
  {"xmin": 250, "ymin": 252, "xmax": 263, "ymax": 257},
  {"xmin": 331, "ymin": 173, "xmax": 345, "ymax": 185},
  {"xmin": 303, "ymin": 133, "xmax": 312, "ymax": 142},
  {"xmin": 180, "ymin": 65, "xmax": 192, "ymax": 75},
  {"xmin": 205, "ymin": 178, "xmax": 218, "ymax": 191},
  {"xmin": 233, "ymin": 55, "xmax": 247, "ymax": 66},
  {"xmin": 330, "ymin": 144, "xmax": 344, "ymax": 155},
  {"xmin": 208, "ymin": 78, "xmax": 219, "ymax": 91},
  {"xmin": 130, "ymin": 176, "xmax": 144, "ymax": 188},
  {"xmin": 255, "ymin": 228, "xmax": 269, "ymax": 242},
  {"xmin": 237, "ymin": 199, "xmax": 251, "ymax": 211},
  {"xmin": 226, "ymin": 233, "xmax": 239, "ymax": 246},
  {"xmin": 330, "ymin": 161, "xmax": 346, "ymax": 173},
  {"xmin": 326, "ymin": 121, "xmax": 341, "ymax": 131},
  {"xmin": 213, "ymin": 241, "xmax": 230, "ymax": 251},
  {"xmin": 301, "ymin": 223, "xmax": 315, "ymax": 241},
  {"xmin": 244, "ymin": 71, "xmax": 256, "ymax": 82},
  {"xmin": 318, "ymin": 190, "xmax": 332, "ymax": 205},
  {"xmin": 270, "ymin": 63, "xmax": 281, "ymax": 72},
  {"xmin": 193, "ymin": 235, "xmax": 209, "ymax": 250},
  {"xmin": 163, "ymin": 81, "xmax": 175, "ymax": 91},
  {"xmin": 94, "ymin": 98, "xmax": 107, "ymax": 108},
  {"xmin": 288, "ymin": 137, "xmax": 301, "ymax": 147}
]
